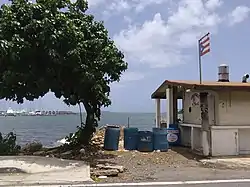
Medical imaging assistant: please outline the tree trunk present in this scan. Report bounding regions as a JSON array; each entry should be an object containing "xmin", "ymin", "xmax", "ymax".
[{"xmin": 82, "ymin": 101, "xmax": 96, "ymax": 145}]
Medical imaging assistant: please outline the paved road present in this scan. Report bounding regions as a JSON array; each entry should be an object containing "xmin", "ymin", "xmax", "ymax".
[
  {"xmin": 80, "ymin": 181, "xmax": 250, "ymax": 187},
  {"xmin": 5, "ymin": 181, "xmax": 250, "ymax": 186},
  {"xmin": 104, "ymin": 184, "xmax": 250, "ymax": 187}
]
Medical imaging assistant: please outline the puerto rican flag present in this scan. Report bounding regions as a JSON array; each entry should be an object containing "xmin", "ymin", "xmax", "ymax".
[{"xmin": 199, "ymin": 33, "xmax": 210, "ymax": 56}]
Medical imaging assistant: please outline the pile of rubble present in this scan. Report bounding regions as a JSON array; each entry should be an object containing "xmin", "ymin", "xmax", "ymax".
[
  {"xmin": 90, "ymin": 125, "xmax": 125, "ymax": 178},
  {"xmin": 91, "ymin": 126, "xmax": 106, "ymax": 147},
  {"xmin": 91, "ymin": 163, "xmax": 124, "ymax": 177},
  {"xmin": 91, "ymin": 125, "xmax": 125, "ymax": 150}
]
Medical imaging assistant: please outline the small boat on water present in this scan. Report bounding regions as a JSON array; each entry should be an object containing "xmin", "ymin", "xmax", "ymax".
[{"xmin": 5, "ymin": 108, "xmax": 16, "ymax": 117}]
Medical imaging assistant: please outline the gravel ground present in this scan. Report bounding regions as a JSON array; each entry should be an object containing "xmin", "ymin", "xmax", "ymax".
[{"xmin": 96, "ymin": 147, "xmax": 205, "ymax": 183}]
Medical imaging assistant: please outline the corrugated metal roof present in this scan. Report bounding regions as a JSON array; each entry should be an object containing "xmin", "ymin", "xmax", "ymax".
[{"xmin": 151, "ymin": 80, "xmax": 250, "ymax": 99}]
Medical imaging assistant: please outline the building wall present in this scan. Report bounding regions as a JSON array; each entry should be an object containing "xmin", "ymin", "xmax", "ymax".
[
  {"xmin": 183, "ymin": 92, "xmax": 201, "ymax": 124},
  {"xmin": 192, "ymin": 127, "xmax": 202, "ymax": 152},
  {"xmin": 183, "ymin": 91, "xmax": 215, "ymax": 125},
  {"xmin": 218, "ymin": 91, "xmax": 250, "ymax": 125},
  {"xmin": 180, "ymin": 126, "xmax": 191, "ymax": 147},
  {"xmin": 211, "ymin": 128, "xmax": 238, "ymax": 156},
  {"xmin": 239, "ymin": 129, "xmax": 250, "ymax": 154},
  {"xmin": 182, "ymin": 90, "xmax": 250, "ymax": 156},
  {"xmin": 212, "ymin": 91, "xmax": 250, "ymax": 156}
]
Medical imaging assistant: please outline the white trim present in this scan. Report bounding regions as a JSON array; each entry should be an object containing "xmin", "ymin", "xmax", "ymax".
[
  {"xmin": 10, "ymin": 179, "xmax": 250, "ymax": 187},
  {"xmin": 155, "ymin": 99, "xmax": 161, "ymax": 127},
  {"xmin": 181, "ymin": 124, "xmax": 250, "ymax": 129},
  {"xmin": 191, "ymin": 127, "xmax": 194, "ymax": 150},
  {"xmin": 180, "ymin": 123, "xmax": 201, "ymax": 128},
  {"xmin": 211, "ymin": 125, "xmax": 250, "ymax": 129}
]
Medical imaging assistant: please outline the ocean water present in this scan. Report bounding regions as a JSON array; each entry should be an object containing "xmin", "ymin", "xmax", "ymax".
[{"xmin": 0, "ymin": 112, "xmax": 156, "ymax": 147}]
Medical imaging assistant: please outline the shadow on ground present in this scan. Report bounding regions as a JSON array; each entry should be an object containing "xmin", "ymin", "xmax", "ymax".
[{"xmin": 171, "ymin": 146, "xmax": 205, "ymax": 161}]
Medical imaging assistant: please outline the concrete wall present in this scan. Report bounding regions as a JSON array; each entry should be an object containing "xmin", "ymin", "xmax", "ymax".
[
  {"xmin": 184, "ymin": 90, "xmax": 250, "ymax": 126},
  {"xmin": 183, "ymin": 91, "xmax": 215, "ymax": 125},
  {"xmin": 181, "ymin": 90, "xmax": 250, "ymax": 156},
  {"xmin": 218, "ymin": 91, "xmax": 250, "ymax": 125},
  {"xmin": 211, "ymin": 127, "xmax": 250, "ymax": 156},
  {"xmin": 193, "ymin": 127, "xmax": 202, "ymax": 152},
  {"xmin": 211, "ymin": 128, "xmax": 238, "ymax": 156},
  {"xmin": 239, "ymin": 129, "xmax": 250, "ymax": 154},
  {"xmin": 183, "ymin": 92, "xmax": 201, "ymax": 124},
  {"xmin": 180, "ymin": 126, "xmax": 191, "ymax": 147},
  {"xmin": 180, "ymin": 124, "xmax": 202, "ymax": 153}
]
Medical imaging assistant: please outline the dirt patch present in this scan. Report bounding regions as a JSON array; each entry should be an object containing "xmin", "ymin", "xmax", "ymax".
[
  {"xmin": 97, "ymin": 147, "xmax": 203, "ymax": 182},
  {"xmin": 20, "ymin": 127, "xmax": 209, "ymax": 182},
  {"xmin": 23, "ymin": 126, "xmax": 250, "ymax": 182}
]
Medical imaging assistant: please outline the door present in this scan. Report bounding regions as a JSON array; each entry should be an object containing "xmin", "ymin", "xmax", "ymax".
[{"xmin": 211, "ymin": 129, "xmax": 238, "ymax": 156}]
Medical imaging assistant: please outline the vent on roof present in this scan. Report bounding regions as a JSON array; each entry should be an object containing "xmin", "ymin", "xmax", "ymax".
[
  {"xmin": 242, "ymin": 74, "xmax": 249, "ymax": 83},
  {"xmin": 218, "ymin": 64, "xmax": 229, "ymax": 82}
]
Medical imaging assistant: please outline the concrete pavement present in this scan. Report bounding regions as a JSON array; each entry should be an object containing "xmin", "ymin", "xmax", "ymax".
[
  {"xmin": 0, "ymin": 156, "xmax": 91, "ymax": 186},
  {"xmin": 4, "ymin": 179, "xmax": 250, "ymax": 186}
]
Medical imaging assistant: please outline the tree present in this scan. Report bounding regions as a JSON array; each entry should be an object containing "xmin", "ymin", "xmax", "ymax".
[{"xmin": 0, "ymin": 0, "xmax": 127, "ymax": 145}]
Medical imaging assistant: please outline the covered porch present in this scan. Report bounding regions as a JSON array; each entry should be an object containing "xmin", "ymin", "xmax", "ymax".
[
  {"xmin": 151, "ymin": 80, "xmax": 205, "ymax": 155},
  {"xmin": 151, "ymin": 80, "xmax": 223, "ymax": 156}
]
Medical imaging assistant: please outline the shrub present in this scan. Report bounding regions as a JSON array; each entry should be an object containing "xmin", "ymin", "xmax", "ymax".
[{"xmin": 0, "ymin": 132, "xmax": 21, "ymax": 155}]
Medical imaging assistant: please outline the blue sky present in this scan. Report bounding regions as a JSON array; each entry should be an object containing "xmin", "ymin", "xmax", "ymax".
[{"xmin": 1, "ymin": 0, "xmax": 250, "ymax": 112}]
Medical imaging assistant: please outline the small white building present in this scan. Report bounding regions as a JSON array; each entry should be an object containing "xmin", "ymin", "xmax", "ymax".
[{"xmin": 151, "ymin": 65, "xmax": 250, "ymax": 156}]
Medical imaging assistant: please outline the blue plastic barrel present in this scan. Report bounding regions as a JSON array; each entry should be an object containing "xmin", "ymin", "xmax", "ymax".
[
  {"xmin": 104, "ymin": 126, "xmax": 120, "ymax": 151},
  {"xmin": 124, "ymin": 128, "xmax": 138, "ymax": 150},
  {"xmin": 153, "ymin": 128, "xmax": 169, "ymax": 151},
  {"xmin": 137, "ymin": 131, "xmax": 154, "ymax": 152},
  {"xmin": 169, "ymin": 124, "xmax": 178, "ymax": 128},
  {"xmin": 167, "ymin": 127, "xmax": 180, "ymax": 146}
]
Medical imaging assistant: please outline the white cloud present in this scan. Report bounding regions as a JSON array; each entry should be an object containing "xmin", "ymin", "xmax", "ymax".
[
  {"xmin": 205, "ymin": 0, "xmax": 223, "ymax": 10},
  {"xmin": 120, "ymin": 71, "xmax": 145, "ymax": 82},
  {"xmin": 93, "ymin": 0, "xmax": 173, "ymax": 17},
  {"xmin": 87, "ymin": 0, "xmax": 105, "ymax": 7},
  {"xmin": 70, "ymin": 0, "xmax": 105, "ymax": 7},
  {"xmin": 114, "ymin": 0, "xmax": 222, "ymax": 68},
  {"xmin": 102, "ymin": 0, "xmax": 130, "ymax": 19},
  {"xmin": 133, "ymin": 0, "xmax": 169, "ymax": 13},
  {"xmin": 110, "ymin": 71, "xmax": 145, "ymax": 88},
  {"xmin": 228, "ymin": 6, "xmax": 250, "ymax": 26},
  {"xmin": 123, "ymin": 16, "xmax": 132, "ymax": 24}
]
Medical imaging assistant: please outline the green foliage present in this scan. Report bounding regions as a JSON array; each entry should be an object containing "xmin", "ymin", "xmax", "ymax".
[
  {"xmin": 0, "ymin": 132, "xmax": 21, "ymax": 155},
  {"xmin": 66, "ymin": 126, "xmax": 85, "ymax": 147},
  {"xmin": 178, "ymin": 109, "xmax": 184, "ymax": 114},
  {"xmin": 0, "ymin": 0, "xmax": 128, "ymax": 145}
]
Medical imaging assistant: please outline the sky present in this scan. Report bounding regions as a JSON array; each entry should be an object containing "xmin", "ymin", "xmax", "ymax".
[{"xmin": 1, "ymin": 0, "xmax": 250, "ymax": 112}]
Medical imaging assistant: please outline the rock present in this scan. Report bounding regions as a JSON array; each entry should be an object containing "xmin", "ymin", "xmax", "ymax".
[
  {"xmin": 60, "ymin": 150, "xmax": 73, "ymax": 159},
  {"xmin": 21, "ymin": 142, "xmax": 43, "ymax": 154},
  {"xmin": 96, "ymin": 164, "xmax": 124, "ymax": 173},
  {"xmin": 79, "ymin": 148, "xmax": 85, "ymax": 154},
  {"xmin": 91, "ymin": 169, "xmax": 119, "ymax": 176},
  {"xmin": 46, "ymin": 148, "xmax": 59, "ymax": 154},
  {"xmin": 33, "ymin": 150, "xmax": 46, "ymax": 156}
]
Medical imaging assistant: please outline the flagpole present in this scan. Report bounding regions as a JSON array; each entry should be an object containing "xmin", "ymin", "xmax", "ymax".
[
  {"xmin": 198, "ymin": 39, "xmax": 202, "ymax": 84},
  {"xmin": 198, "ymin": 32, "xmax": 209, "ymax": 84}
]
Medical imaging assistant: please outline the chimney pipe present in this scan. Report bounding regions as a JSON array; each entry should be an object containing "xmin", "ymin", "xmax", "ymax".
[
  {"xmin": 242, "ymin": 74, "xmax": 249, "ymax": 83},
  {"xmin": 218, "ymin": 64, "xmax": 229, "ymax": 82}
]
